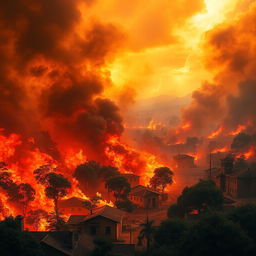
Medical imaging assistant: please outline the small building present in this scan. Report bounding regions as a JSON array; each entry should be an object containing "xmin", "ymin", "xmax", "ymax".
[
  {"xmin": 173, "ymin": 154, "xmax": 195, "ymax": 169},
  {"xmin": 212, "ymin": 161, "xmax": 256, "ymax": 200},
  {"xmin": 122, "ymin": 173, "xmax": 140, "ymax": 188},
  {"xmin": 67, "ymin": 205, "xmax": 125, "ymax": 241},
  {"xmin": 225, "ymin": 169, "xmax": 256, "ymax": 199},
  {"xmin": 128, "ymin": 185, "xmax": 160, "ymax": 209},
  {"xmin": 59, "ymin": 197, "xmax": 87, "ymax": 215}
]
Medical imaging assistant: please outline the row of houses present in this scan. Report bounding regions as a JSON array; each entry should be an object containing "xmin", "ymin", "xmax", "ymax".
[
  {"xmin": 207, "ymin": 161, "xmax": 256, "ymax": 202},
  {"xmin": 59, "ymin": 173, "xmax": 161, "ymax": 216},
  {"xmin": 27, "ymin": 174, "xmax": 163, "ymax": 255},
  {"xmin": 59, "ymin": 185, "xmax": 161, "ymax": 216}
]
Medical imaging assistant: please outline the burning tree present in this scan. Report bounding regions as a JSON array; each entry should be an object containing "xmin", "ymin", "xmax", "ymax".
[
  {"xmin": 150, "ymin": 167, "xmax": 173, "ymax": 193},
  {"xmin": 74, "ymin": 161, "xmax": 119, "ymax": 194},
  {"xmin": 105, "ymin": 175, "xmax": 130, "ymax": 202},
  {"xmin": 8, "ymin": 183, "xmax": 35, "ymax": 217},
  {"xmin": 82, "ymin": 196, "xmax": 102, "ymax": 215},
  {"xmin": 34, "ymin": 166, "xmax": 71, "ymax": 228},
  {"xmin": 0, "ymin": 163, "xmax": 13, "ymax": 190},
  {"xmin": 26, "ymin": 209, "xmax": 49, "ymax": 231},
  {"xmin": 44, "ymin": 173, "xmax": 71, "ymax": 222}
]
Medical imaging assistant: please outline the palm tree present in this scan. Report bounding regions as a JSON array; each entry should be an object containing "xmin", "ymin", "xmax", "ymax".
[{"xmin": 138, "ymin": 218, "xmax": 155, "ymax": 253}]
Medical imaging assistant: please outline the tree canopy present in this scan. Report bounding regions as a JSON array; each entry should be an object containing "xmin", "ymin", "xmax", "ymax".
[
  {"xmin": 155, "ymin": 218, "xmax": 188, "ymax": 247},
  {"xmin": 105, "ymin": 175, "xmax": 130, "ymax": 202},
  {"xmin": 228, "ymin": 204, "xmax": 256, "ymax": 241},
  {"xmin": 177, "ymin": 180, "xmax": 224, "ymax": 214},
  {"xmin": 74, "ymin": 161, "xmax": 119, "ymax": 193},
  {"xmin": 180, "ymin": 214, "xmax": 252, "ymax": 256},
  {"xmin": 150, "ymin": 167, "xmax": 173, "ymax": 192}
]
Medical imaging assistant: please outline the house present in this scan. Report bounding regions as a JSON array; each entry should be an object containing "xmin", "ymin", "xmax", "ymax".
[
  {"xmin": 224, "ymin": 169, "xmax": 256, "ymax": 199},
  {"xmin": 173, "ymin": 154, "xmax": 195, "ymax": 169},
  {"xmin": 59, "ymin": 197, "xmax": 88, "ymax": 215},
  {"xmin": 128, "ymin": 185, "xmax": 160, "ymax": 209},
  {"xmin": 67, "ymin": 205, "xmax": 125, "ymax": 241},
  {"xmin": 212, "ymin": 161, "xmax": 256, "ymax": 200},
  {"xmin": 122, "ymin": 173, "xmax": 140, "ymax": 188}
]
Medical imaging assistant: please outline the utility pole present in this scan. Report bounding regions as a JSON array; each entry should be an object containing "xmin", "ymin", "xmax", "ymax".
[
  {"xmin": 209, "ymin": 151, "xmax": 212, "ymax": 180},
  {"xmin": 130, "ymin": 223, "xmax": 132, "ymax": 244}
]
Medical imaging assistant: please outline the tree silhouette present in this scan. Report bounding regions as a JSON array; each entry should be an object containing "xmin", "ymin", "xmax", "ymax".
[
  {"xmin": 83, "ymin": 196, "xmax": 101, "ymax": 215},
  {"xmin": 74, "ymin": 161, "xmax": 119, "ymax": 193},
  {"xmin": 138, "ymin": 218, "xmax": 155, "ymax": 253},
  {"xmin": 46, "ymin": 212, "xmax": 66, "ymax": 231},
  {"xmin": 0, "ymin": 163, "xmax": 14, "ymax": 190},
  {"xmin": 177, "ymin": 180, "xmax": 223, "ymax": 214},
  {"xmin": 8, "ymin": 183, "xmax": 35, "ymax": 217},
  {"xmin": 150, "ymin": 167, "xmax": 173, "ymax": 193},
  {"xmin": 105, "ymin": 176, "xmax": 130, "ymax": 202},
  {"xmin": 44, "ymin": 172, "xmax": 71, "ymax": 223},
  {"xmin": 26, "ymin": 209, "xmax": 49, "ymax": 231},
  {"xmin": 74, "ymin": 161, "xmax": 101, "ymax": 191},
  {"xmin": 228, "ymin": 204, "xmax": 256, "ymax": 242},
  {"xmin": 33, "ymin": 164, "xmax": 55, "ymax": 185},
  {"xmin": 181, "ymin": 214, "xmax": 252, "ymax": 256}
]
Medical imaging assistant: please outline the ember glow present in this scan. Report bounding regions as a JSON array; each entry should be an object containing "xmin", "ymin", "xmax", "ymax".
[
  {"xmin": 229, "ymin": 125, "xmax": 246, "ymax": 136},
  {"xmin": 208, "ymin": 126, "xmax": 223, "ymax": 139},
  {"xmin": 211, "ymin": 147, "xmax": 229, "ymax": 154}
]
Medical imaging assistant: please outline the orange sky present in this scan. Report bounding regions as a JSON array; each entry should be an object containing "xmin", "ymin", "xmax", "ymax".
[{"xmin": 78, "ymin": 0, "xmax": 251, "ymax": 100}]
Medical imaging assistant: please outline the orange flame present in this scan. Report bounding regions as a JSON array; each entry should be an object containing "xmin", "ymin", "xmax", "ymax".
[
  {"xmin": 211, "ymin": 146, "xmax": 228, "ymax": 154},
  {"xmin": 236, "ymin": 147, "xmax": 255, "ymax": 160},
  {"xmin": 208, "ymin": 126, "xmax": 223, "ymax": 139},
  {"xmin": 181, "ymin": 122, "xmax": 191, "ymax": 130},
  {"xmin": 229, "ymin": 125, "xmax": 246, "ymax": 136}
]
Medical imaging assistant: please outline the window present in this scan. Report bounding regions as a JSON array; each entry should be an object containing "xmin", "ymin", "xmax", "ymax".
[
  {"xmin": 105, "ymin": 226, "xmax": 111, "ymax": 235},
  {"xmin": 90, "ymin": 226, "xmax": 97, "ymax": 235}
]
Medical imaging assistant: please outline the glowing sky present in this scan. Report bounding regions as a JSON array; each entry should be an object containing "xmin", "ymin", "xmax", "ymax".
[{"xmin": 77, "ymin": 0, "xmax": 253, "ymax": 101}]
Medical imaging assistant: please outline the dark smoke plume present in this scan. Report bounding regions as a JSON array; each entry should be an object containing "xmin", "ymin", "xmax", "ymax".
[{"xmin": 0, "ymin": 0, "xmax": 125, "ymax": 160}]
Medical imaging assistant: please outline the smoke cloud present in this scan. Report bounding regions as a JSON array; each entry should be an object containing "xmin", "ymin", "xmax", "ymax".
[{"xmin": 0, "ymin": 0, "xmax": 125, "ymax": 160}]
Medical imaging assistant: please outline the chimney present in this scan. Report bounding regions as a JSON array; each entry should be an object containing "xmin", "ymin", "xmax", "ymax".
[{"xmin": 16, "ymin": 215, "xmax": 24, "ymax": 231}]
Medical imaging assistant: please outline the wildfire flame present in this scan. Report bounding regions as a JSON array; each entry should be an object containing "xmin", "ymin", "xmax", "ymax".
[
  {"xmin": 208, "ymin": 126, "xmax": 223, "ymax": 139},
  {"xmin": 229, "ymin": 125, "xmax": 246, "ymax": 136}
]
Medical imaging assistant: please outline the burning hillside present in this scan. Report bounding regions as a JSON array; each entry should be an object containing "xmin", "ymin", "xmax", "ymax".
[
  {"xmin": 1, "ymin": 0, "xmax": 256, "ymax": 232},
  {"xmin": 0, "ymin": 1, "xmax": 169, "ymax": 230}
]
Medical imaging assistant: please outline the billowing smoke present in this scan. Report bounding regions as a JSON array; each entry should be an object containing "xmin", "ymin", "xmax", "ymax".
[
  {"xmin": 0, "ymin": 0, "xmax": 125, "ymax": 160},
  {"xmin": 179, "ymin": 3, "xmax": 256, "ymax": 138}
]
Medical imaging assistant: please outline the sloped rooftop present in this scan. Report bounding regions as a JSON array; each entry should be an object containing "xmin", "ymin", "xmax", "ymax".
[
  {"xmin": 129, "ymin": 185, "xmax": 160, "ymax": 197},
  {"xmin": 67, "ymin": 205, "xmax": 124, "ymax": 225}
]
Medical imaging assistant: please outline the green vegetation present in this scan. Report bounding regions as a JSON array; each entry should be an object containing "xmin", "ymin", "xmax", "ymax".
[
  {"xmin": 138, "ymin": 180, "xmax": 256, "ymax": 256},
  {"xmin": 168, "ymin": 180, "xmax": 224, "ymax": 217}
]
